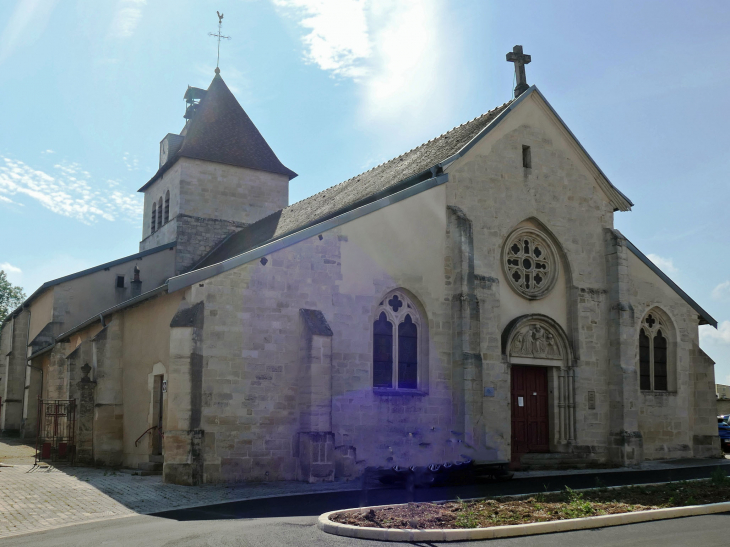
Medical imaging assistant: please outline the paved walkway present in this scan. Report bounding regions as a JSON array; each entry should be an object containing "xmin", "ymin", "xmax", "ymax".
[
  {"xmin": 1, "ymin": 436, "xmax": 728, "ymax": 540},
  {"xmin": 0, "ymin": 439, "xmax": 361, "ymax": 539}
]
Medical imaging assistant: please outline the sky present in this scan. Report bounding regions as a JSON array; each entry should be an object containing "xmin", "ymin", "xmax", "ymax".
[{"xmin": 0, "ymin": 0, "xmax": 729, "ymax": 380}]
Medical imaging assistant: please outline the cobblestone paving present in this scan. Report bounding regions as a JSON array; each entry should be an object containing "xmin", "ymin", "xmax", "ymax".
[
  {"xmin": 0, "ymin": 439, "xmax": 35, "ymax": 466},
  {"xmin": 0, "ymin": 464, "xmax": 360, "ymax": 539}
]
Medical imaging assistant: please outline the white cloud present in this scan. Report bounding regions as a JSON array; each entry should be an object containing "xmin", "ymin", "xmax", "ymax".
[
  {"xmin": 0, "ymin": 194, "xmax": 20, "ymax": 205},
  {"xmin": 646, "ymin": 254, "xmax": 678, "ymax": 275},
  {"xmin": 272, "ymin": 0, "xmax": 464, "ymax": 133},
  {"xmin": 712, "ymin": 280, "xmax": 730, "ymax": 301},
  {"xmin": 41, "ymin": 149, "xmax": 54, "ymax": 155},
  {"xmin": 0, "ymin": 0, "xmax": 59, "ymax": 64},
  {"xmin": 123, "ymin": 152, "xmax": 139, "ymax": 172},
  {"xmin": 273, "ymin": 0, "xmax": 371, "ymax": 79},
  {"xmin": 0, "ymin": 155, "xmax": 142, "ymax": 224},
  {"xmin": 109, "ymin": 0, "xmax": 147, "ymax": 39},
  {"xmin": 701, "ymin": 321, "xmax": 730, "ymax": 346},
  {"xmin": 0, "ymin": 263, "xmax": 21, "ymax": 275},
  {"xmin": 0, "ymin": 263, "xmax": 22, "ymax": 285}
]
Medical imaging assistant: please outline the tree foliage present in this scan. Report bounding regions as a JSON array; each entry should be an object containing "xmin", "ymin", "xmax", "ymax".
[{"xmin": 0, "ymin": 270, "xmax": 26, "ymax": 321}]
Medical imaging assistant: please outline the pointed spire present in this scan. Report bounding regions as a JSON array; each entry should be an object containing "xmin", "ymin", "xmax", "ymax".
[{"xmin": 176, "ymin": 74, "xmax": 297, "ymax": 179}]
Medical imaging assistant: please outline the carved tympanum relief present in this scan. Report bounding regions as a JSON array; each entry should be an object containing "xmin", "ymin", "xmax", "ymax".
[
  {"xmin": 502, "ymin": 228, "xmax": 559, "ymax": 299},
  {"xmin": 510, "ymin": 323, "xmax": 562, "ymax": 359}
]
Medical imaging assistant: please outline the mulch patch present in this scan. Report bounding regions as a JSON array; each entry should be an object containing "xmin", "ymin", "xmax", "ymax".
[{"xmin": 331, "ymin": 474, "xmax": 730, "ymax": 529}]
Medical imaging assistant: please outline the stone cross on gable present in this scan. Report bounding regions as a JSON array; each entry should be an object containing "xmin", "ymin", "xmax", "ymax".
[{"xmin": 506, "ymin": 45, "xmax": 531, "ymax": 98}]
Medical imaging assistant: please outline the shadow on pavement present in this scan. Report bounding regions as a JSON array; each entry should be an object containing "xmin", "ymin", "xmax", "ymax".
[{"xmin": 151, "ymin": 463, "xmax": 730, "ymax": 522}]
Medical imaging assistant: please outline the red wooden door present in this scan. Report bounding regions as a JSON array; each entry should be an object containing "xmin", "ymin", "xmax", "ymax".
[{"xmin": 511, "ymin": 365, "xmax": 549, "ymax": 462}]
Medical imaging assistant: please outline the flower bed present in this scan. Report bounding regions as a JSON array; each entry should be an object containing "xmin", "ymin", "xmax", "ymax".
[{"xmin": 331, "ymin": 472, "xmax": 730, "ymax": 530}]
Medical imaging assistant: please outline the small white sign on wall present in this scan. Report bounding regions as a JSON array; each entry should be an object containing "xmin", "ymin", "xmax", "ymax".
[
  {"xmin": 162, "ymin": 380, "xmax": 167, "ymax": 393},
  {"xmin": 518, "ymin": 396, "xmax": 524, "ymax": 407}
]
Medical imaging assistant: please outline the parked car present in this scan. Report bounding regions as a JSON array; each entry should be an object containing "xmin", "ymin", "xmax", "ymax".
[{"xmin": 718, "ymin": 416, "xmax": 730, "ymax": 452}]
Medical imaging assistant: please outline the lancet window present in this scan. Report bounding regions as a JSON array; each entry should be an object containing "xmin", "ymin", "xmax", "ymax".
[
  {"xmin": 157, "ymin": 197, "xmax": 163, "ymax": 229},
  {"xmin": 164, "ymin": 190, "xmax": 170, "ymax": 224},
  {"xmin": 151, "ymin": 202, "xmax": 157, "ymax": 233},
  {"xmin": 639, "ymin": 312, "xmax": 670, "ymax": 391},
  {"xmin": 373, "ymin": 291, "xmax": 422, "ymax": 390}
]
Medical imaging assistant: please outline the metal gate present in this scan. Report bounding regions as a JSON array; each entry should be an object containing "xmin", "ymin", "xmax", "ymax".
[{"xmin": 35, "ymin": 399, "xmax": 76, "ymax": 465}]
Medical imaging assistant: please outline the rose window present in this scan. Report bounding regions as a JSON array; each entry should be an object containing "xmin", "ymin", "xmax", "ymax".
[{"xmin": 503, "ymin": 228, "xmax": 558, "ymax": 299}]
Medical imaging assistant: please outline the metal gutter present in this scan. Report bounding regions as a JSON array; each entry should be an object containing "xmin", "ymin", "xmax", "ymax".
[
  {"xmin": 28, "ymin": 343, "xmax": 55, "ymax": 361},
  {"xmin": 625, "ymin": 239, "xmax": 717, "ymax": 328},
  {"xmin": 190, "ymin": 165, "xmax": 442, "ymax": 272},
  {"xmin": 168, "ymin": 173, "xmax": 449, "ymax": 293},
  {"xmin": 55, "ymin": 284, "xmax": 169, "ymax": 343}
]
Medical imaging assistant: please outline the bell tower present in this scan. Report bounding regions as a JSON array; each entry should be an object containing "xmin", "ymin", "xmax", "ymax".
[{"xmin": 138, "ymin": 71, "xmax": 296, "ymax": 274}]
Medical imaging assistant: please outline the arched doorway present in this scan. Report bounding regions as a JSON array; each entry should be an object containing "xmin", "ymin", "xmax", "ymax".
[{"xmin": 502, "ymin": 315, "xmax": 574, "ymax": 464}]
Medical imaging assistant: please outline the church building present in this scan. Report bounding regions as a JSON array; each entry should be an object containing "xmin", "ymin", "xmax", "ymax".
[{"xmin": 0, "ymin": 48, "xmax": 720, "ymax": 485}]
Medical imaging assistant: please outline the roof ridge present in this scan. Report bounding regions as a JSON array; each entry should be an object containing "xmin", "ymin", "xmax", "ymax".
[{"xmin": 272, "ymin": 100, "xmax": 514, "ymax": 215}]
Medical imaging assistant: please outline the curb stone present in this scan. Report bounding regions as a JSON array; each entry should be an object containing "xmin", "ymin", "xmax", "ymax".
[{"xmin": 318, "ymin": 500, "xmax": 730, "ymax": 542}]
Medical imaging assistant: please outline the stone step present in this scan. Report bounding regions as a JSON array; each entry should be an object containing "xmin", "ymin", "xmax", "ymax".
[
  {"xmin": 149, "ymin": 454, "xmax": 164, "ymax": 463},
  {"xmin": 520, "ymin": 452, "xmax": 594, "ymax": 470}
]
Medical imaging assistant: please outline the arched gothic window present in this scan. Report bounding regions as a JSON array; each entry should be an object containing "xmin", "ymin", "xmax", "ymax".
[
  {"xmin": 151, "ymin": 202, "xmax": 157, "ymax": 233},
  {"xmin": 164, "ymin": 190, "xmax": 170, "ymax": 224},
  {"xmin": 157, "ymin": 197, "xmax": 163, "ymax": 228},
  {"xmin": 373, "ymin": 291, "xmax": 422, "ymax": 390},
  {"xmin": 639, "ymin": 312, "xmax": 671, "ymax": 391}
]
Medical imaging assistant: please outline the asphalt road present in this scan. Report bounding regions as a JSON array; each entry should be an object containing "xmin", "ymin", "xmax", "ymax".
[
  {"xmin": 153, "ymin": 463, "xmax": 730, "ymax": 521},
  {"xmin": 3, "ymin": 512, "xmax": 730, "ymax": 547},
  {"xmin": 4, "ymin": 464, "xmax": 730, "ymax": 546}
]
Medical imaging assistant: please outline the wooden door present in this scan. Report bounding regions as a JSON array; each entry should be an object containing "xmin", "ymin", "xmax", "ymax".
[{"xmin": 511, "ymin": 365, "xmax": 549, "ymax": 462}]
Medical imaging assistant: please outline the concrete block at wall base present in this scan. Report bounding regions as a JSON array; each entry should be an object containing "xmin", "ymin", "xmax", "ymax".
[
  {"xmin": 298, "ymin": 432, "xmax": 335, "ymax": 483},
  {"xmin": 693, "ymin": 434, "xmax": 722, "ymax": 458},
  {"xmin": 163, "ymin": 429, "xmax": 205, "ymax": 485},
  {"xmin": 335, "ymin": 445, "xmax": 357, "ymax": 479},
  {"xmin": 608, "ymin": 430, "xmax": 643, "ymax": 466},
  {"xmin": 163, "ymin": 463, "xmax": 196, "ymax": 486}
]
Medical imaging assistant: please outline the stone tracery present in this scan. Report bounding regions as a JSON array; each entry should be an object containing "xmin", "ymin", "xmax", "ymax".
[{"xmin": 503, "ymin": 228, "xmax": 558, "ymax": 299}]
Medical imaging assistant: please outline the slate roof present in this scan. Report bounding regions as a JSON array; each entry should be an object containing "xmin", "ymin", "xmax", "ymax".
[
  {"xmin": 139, "ymin": 73, "xmax": 296, "ymax": 192},
  {"xmin": 194, "ymin": 100, "xmax": 514, "ymax": 268}
]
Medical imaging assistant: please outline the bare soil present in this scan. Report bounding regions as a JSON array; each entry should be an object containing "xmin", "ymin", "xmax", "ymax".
[{"xmin": 331, "ymin": 475, "xmax": 730, "ymax": 529}]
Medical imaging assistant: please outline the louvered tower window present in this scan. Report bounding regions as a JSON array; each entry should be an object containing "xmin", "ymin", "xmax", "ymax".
[{"xmin": 164, "ymin": 190, "xmax": 170, "ymax": 224}]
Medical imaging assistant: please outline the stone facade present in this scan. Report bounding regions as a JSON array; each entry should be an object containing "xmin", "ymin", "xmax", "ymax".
[
  {"xmin": 0, "ymin": 310, "xmax": 29, "ymax": 434},
  {"xmin": 140, "ymin": 158, "xmax": 290, "ymax": 274},
  {"xmin": 9, "ymin": 84, "xmax": 720, "ymax": 480}
]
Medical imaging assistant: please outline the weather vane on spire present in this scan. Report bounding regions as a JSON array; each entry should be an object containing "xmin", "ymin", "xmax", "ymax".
[{"xmin": 209, "ymin": 11, "xmax": 231, "ymax": 73}]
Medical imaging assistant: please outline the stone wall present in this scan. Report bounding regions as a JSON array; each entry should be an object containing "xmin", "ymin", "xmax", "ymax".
[
  {"xmin": 151, "ymin": 92, "xmax": 718, "ymax": 483},
  {"xmin": 443, "ymin": 95, "xmax": 617, "ymax": 464},
  {"xmin": 627, "ymin": 250, "xmax": 719, "ymax": 459},
  {"xmin": 691, "ymin": 344, "xmax": 720, "ymax": 457},
  {"xmin": 174, "ymin": 214, "xmax": 248, "ymax": 274},
  {"xmin": 141, "ymin": 161, "xmax": 182, "ymax": 242},
  {"xmin": 1, "ymin": 312, "xmax": 30, "ymax": 434},
  {"xmin": 178, "ymin": 159, "xmax": 288, "ymax": 227},
  {"xmin": 91, "ymin": 320, "xmax": 124, "ymax": 466},
  {"xmin": 181, "ymin": 184, "xmax": 454, "ymax": 484}
]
